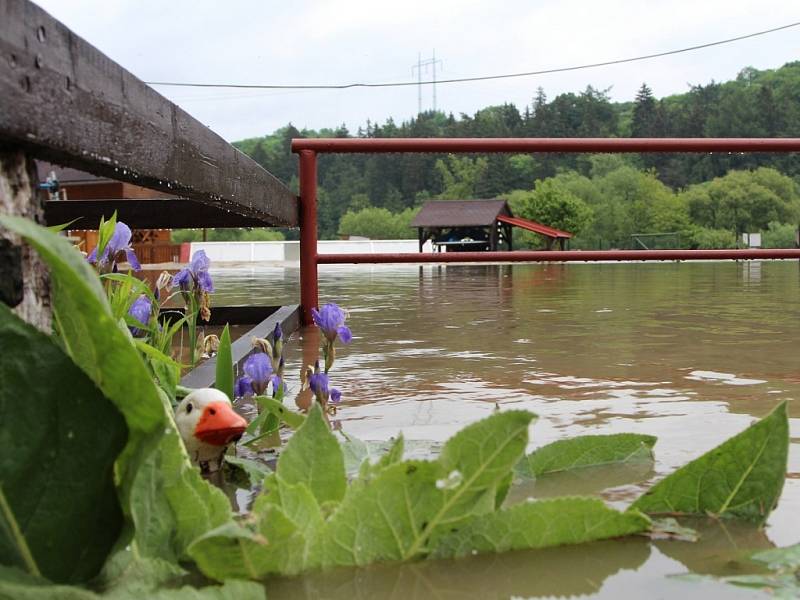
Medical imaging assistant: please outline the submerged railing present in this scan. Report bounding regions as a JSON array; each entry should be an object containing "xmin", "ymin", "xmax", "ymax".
[
  {"xmin": 3, "ymin": 1, "xmax": 800, "ymax": 330},
  {"xmin": 292, "ymin": 137, "xmax": 800, "ymax": 323}
]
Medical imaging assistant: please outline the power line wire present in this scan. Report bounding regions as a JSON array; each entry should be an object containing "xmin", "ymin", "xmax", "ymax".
[{"xmin": 145, "ymin": 21, "xmax": 800, "ymax": 91}]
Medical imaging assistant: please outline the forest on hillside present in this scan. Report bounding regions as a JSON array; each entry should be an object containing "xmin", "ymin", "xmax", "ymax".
[{"xmin": 224, "ymin": 61, "xmax": 800, "ymax": 249}]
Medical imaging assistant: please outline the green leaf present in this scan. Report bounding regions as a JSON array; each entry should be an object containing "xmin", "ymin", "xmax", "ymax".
[
  {"xmin": 0, "ymin": 564, "xmax": 266, "ymax": 600},
  {"xmin": 427, "ymin": 410, "xmax": 535, "ymax": 543},
  {"xmin": 130, "ymin": 427, "xmax": 232, "ymax": 560},
  {"xmin": 357, "ymin": 435, "xmax": 405, "ymax": 480},
  {"xmin": 325, "ymin": 410, "xmax": 536, "ymax": 566},
  {"xmin": 431, "ymin": 497, "xmax": 650, "ymax": 559},
  {"xmin": 0, "ymin": 305, "xmax": 126, "ymax": 583},
  {"xmin": 515, "ymin": 434, "xmax": 656, "ymax": 478},
  {"xmin": 752, "ymin": 543, "xmax": 800, "ymax": 571},
  {"xmin": 0, "ymin": 215, "xmax": 165, "ymax": 512},
  {"xmin": 223, "ymin": 455, "xmax": 271, "ymax": 488},
  {"xmin": 323, "ymin": 460, "xmax": 446, "ymax": 567},
  {"xmin": 631, "ymin": 402, "xmax": 788, "ymax": 523},
  {"xmin": 276, "ymin": 403, "xmax": 346, "ymax": 505},
  {"xmin": 257, "ymin": 395, "xmax": 304, "ymax": 429},
  {"xmin": 214, "ymin": 325, "xmax": 233, "ymax": 403}
]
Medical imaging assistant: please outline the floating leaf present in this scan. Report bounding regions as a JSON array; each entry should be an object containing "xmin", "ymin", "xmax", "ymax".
[
  {"xmin": 431, "ymin": 497, "xmax": 650, "ymax": 559},
  {"xmin": 0, "ymin": 304, "xmax": 126, "ymax": 583},
  {"xmin": 752, "ymin": 543, "xmax": 800, "ymax": 571},
  {"xmin": 631, "ymin": 402, "xmax": 788, "ymax": 523},
  {"xmin": 214, "ymin": 325, "xmax": 233, "ymax": 403},
  {"xmin": 516, "ymin": 434, "xmax": 656, "ymax": 478},
  {"xmin": 276, "ymin": 404, "xmax": 345, "ymax": 505}
]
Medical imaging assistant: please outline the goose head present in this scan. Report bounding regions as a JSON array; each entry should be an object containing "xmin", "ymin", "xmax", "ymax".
[{"xmin": 174, "ymin": 388, "xmax": 247, "ymax": 471}]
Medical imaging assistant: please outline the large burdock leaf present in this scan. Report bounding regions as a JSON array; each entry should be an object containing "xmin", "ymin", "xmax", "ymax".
[
  {"xmin": 0, "ymin": 216, "xmax": 164, "ymax": 512},
  {"xmin": 324, "ymin": 410, "xmax": 535, "ymax": 566},
  {"xmin": 276, "ymin": 404, "xmax": 346, "ymax": 505},
  {"xmin": 190, "ymin": 476, "xmax": 324, "ymax": 580},
  {"xmin": 516, "ymin": 434, "xmax": 656, "ymax": 478},
  {"xmin": 431, "ymin": 497, "xmax": 650, "ymax": 559},
  {"xmin": 631, "ymin": 402, "xmax": 788, "ymax": 523},
  {"xmin": 0, "ymin": 217, "xmax": 232, "ymax": 562},
  {"xmin": 0, "ymin": 304, "xmax": 126, "ymax": 582}
]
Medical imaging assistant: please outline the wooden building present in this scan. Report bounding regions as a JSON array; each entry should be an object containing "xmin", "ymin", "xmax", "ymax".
[
  {"xmin": 411, "ymin": 199, "xmax": 573, "ymax": 252},
  {"xmin": 37, "ymin": 161, "xmax": 181, "ymax": 263}
]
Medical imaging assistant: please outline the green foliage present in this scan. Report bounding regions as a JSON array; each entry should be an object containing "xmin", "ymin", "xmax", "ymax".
[
  {"xmin": 171, "ymin": 229, "xmax": 285, "ymax": 243},
  {"xmin": 0, "ymin": 304, "xmax": 126, "ymax": 583},
  {"xmin": 515, "ymin": 434, "xmax": 656, "ymax": 478},
  {"xmin": 190, "ymin": 407, "xmax": 654, "ymax": 580},
  {"xmin": 762, "ymin": 221, "xmax": 798, "ymax": 248},
  {"xmin": 214, "ymin": 325, "xmax": 233, "ymax": 403},
  {"xmin": 631, "ymin": 402, "xmax": 788, "ymax": 523},
  {"xmin": 0, "ymin": 215, "xmax": 165, "ymax": 521},
  {"xmin": 508, "ymin": 179, "xmax": 593, "ymax": 242},
  {"xmin": 338, "ymin": 207, "xmax": 418, "ymax": 239},
  {"xmin": 0, "ymin": 216, "xmax": 233, "ymax": 577},
  {"xmin": 690, "ymin": 227, "xmax": 738, "ymax": 249},
  {"xmin": 435, "ymin": 155, "xmax": 489, "ymax": 198},
  {"xmin": 276, "ymin": 404, "xmax": 346, "ymax": 505},
  {"xmin": 431, "ymin": 497, "xmax": 650, "ymax": 559}
]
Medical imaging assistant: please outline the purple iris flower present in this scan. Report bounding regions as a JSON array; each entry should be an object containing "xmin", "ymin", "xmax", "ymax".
[
  {"xmin": 330, "ymin": 388, "xmax": 342, "ymax": 404},
  {"xmin": 87, "ymin": 222, "xmax": 141, "ymax": 271},
  {"xmin": 234, "ymin": 375, "xmax": 254, "ymax": 399},
  {"xmin": 240, "ymin": 352, "xmax": 279, "ymax": 396},
  {"xmin": 311, "ymin": 303, "xmax": 352, "ymax": 344},
  {"xmin": 308, "ymin": 371, "xmax": 329, "ymax": 398},
  {"xmin": 273, "ymin": 322, "xmax": 283, "ymax": 341},
  {"xmin": 127, "ymin": 294, "xmax": 151, "ymax": 335},
  {"xmin": 173, "ymin": 250, "xmax": 214, "ymax": 293}
]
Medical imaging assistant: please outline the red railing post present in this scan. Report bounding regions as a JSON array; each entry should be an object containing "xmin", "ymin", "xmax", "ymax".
[{"xmin": 299, "ymin": 149, "xmax": 319, "ymax": 325}]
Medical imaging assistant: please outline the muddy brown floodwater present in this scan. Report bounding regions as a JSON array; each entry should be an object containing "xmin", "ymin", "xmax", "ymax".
[{"xmin": 210, "ymin": 260, "xmax": 800, "ymax": 599}]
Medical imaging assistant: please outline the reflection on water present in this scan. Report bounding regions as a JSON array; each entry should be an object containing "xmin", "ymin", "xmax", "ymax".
[{"xmin": 211, "ymin": 261, "xmax": 800, "ymax": 598}]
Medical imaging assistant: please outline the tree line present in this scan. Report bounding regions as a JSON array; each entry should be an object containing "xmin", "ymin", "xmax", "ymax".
[{"xmin": 232, "ymin": 61, "xmax": 800, "ymax": 248}]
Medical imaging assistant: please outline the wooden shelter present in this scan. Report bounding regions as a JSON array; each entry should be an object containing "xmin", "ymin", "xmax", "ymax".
[{"xmin": 411, "ymin": 199, "xmax": 573, "ymax": 252}]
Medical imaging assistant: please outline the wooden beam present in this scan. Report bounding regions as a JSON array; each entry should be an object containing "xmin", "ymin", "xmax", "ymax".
[
  {"xmin": 180, "ymin": 305, "xmax": 301, "ymax": 389},
  {"xmin": 45, "ymin": 199, "xmax": 277, "ymax": 230},
  {"xmin": 0, "ymin": 0, "xmax": 298, "ymax": 227}
]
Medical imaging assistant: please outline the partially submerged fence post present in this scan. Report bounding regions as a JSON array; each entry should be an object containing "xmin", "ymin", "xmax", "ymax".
[
  {"xmin": 299, "ymin": 150, "xmax": 319, "ymax": 324},
  {"xmin": 0, "ymin": 151, "xmax": 50, "ymax": 331}
]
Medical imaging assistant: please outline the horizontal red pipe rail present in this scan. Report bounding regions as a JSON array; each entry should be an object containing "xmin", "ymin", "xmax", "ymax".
[
  {"xmin": 292, "ymin": 137, "xmax": 800, "ymax": 154},
  {"xmin": 318, "ymin": 249, "xmax": 800, "ymax": 265}
]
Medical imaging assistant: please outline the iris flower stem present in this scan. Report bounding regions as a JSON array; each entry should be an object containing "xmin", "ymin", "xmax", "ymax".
[
  {"xmin": 186, "ymin": 295, "xmax": 199, "ymax": 367},
  {"xmin": 0, "ymin": 485, "xmax": 41, "ymax": 577}
]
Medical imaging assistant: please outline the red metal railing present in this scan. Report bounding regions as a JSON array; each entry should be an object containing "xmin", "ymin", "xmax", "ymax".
[{"xmin": 291, "ymin": 138, "xmax": 800, "ymax": 324}]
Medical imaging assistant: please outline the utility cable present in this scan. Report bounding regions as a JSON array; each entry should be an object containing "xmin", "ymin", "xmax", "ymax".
[{"xmin": 145, "ymin": 21, "xmax": 800, "ymax": 90}]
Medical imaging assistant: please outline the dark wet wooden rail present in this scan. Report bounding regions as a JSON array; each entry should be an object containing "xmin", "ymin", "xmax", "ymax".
[{"xmin": 0, "ymin": 0, "xmax": 298, "ymax": 227}]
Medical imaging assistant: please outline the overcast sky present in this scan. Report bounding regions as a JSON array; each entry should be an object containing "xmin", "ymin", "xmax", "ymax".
[{"xmin": 35, "ymin": 0, "xmax": 799, "ymax": 143}]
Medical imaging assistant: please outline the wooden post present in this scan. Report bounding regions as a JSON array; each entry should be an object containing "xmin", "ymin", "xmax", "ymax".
[{"xmin": 0, "ymin": 151, "xmax": 50, "ymax": 331}]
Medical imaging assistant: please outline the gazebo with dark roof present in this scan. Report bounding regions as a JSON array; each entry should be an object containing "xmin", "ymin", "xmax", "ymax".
[{"xmin": 411, "ymin": 199, "xmax": 572, "ymax": 252}]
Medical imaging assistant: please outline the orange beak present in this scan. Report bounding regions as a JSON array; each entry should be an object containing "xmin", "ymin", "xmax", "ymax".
[{"xmin": 194, "ymin": 401, "xmax": 248, "ymax": 446}]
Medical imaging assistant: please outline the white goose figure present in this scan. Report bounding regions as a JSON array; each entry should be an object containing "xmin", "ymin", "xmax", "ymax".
[{"xmin": 174, "ymin": 388, "xmax": 247, "ymax": 472}]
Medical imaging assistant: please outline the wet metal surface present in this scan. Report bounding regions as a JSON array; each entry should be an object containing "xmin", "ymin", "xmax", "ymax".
[{"xmin": 212, "ymin": 260, "xmax": 800, "ymax": 598}]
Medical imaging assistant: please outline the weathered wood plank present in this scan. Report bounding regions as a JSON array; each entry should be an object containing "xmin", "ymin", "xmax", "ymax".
[
  {"xmin": 45, "ymin": 199, "xmax": 276, "ymax": 229},
  {"xmin": 0, "ymin": 0, "xmax": 298, "ymax": 227},
  {"xmin": 180, "ymin": 305, "xmax": 301, "ymax": 389}
]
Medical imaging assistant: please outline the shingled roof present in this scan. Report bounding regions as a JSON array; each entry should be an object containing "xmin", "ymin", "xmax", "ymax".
[{"xmin": 411, "ymin": 199, "xmax": 510, "ymax": 227}]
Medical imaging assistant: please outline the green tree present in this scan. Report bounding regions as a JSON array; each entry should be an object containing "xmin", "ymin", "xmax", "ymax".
[
  {"xmin": 762, "ymin": 221, "xmax": 798, "ymax": 248},
  {"xmin": 337, "ymin": 207, "xmax": 418, "ymax": 239},
  {"xmin": 435, "ymin": 156, "xmax": 489, "ymax": 198},
  {"xmin": 508, "ymin": 179, "xmax": 593, "ymax": 240}
]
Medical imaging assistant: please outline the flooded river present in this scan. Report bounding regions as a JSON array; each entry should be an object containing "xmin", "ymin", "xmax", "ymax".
[{"xmin": 212, "ymin": 260, "xmax": 800, "ymax": 599}]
